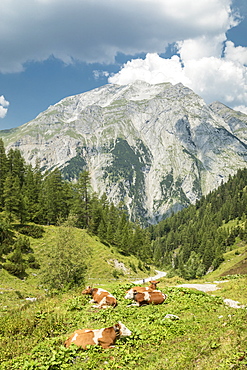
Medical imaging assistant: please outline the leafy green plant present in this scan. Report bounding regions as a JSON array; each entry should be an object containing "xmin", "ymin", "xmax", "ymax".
[{"xmin": 40, "ymin": 224, "xmax": 87, "ymax": 292}]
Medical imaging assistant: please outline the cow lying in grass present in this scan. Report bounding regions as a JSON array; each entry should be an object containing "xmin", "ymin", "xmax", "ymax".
[
  {"xmin": 125, "ymin": 289, "xmax": 167, "ymax": 306},
  {"xmin": 64, "ymin": 322, "xmax": 132, "ymax": 349},
  {"xmin": 82, "ymin": 286, "xmax": 117, "ymax": 308},
  {"xmin": 126, "ymin": 280, "xmax": 160, "ymax": 294}
]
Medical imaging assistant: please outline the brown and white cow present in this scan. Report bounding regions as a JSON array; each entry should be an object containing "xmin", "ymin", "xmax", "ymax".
[
  {"xmin": 82, "ymin": 286, "xmax": 117, "ymax": 308},
  {"xmin": 64, "ymin": 322, "xmax": 132, "ymax": 349},
  {"xmin": 126, "ymin": 280, "xmax": 160, "ymax": 294},
  {"xmin": 125, "ymin": 289, "xmax": 167, "ymax": 306}
]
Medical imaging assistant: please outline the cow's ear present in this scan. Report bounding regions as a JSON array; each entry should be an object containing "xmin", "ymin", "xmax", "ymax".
[{"xmin": 114, "ymin": 323, "xmax": 120, "ymax": 333}]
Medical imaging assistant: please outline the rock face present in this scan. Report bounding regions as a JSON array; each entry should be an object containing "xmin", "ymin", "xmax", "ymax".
[{"xmin": 1, "ymin": 80, "xmax": 247, "ymax": 224}]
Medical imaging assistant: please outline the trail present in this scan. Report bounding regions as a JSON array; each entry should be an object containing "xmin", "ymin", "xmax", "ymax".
[
  {"xmin": 132, "ymin": 270, "xmax": 167, "ymax": 285},
  {"xmin": 176, "ymin": 281, "xmax": 246, "ymax": 309}
]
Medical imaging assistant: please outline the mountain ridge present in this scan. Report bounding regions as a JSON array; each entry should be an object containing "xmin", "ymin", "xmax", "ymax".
[{"xmin": 1, "ymin": 80, "xmax": 247, "ymax": 224}]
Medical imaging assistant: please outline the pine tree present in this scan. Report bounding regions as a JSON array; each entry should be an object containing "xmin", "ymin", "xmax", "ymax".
[
  {"xmin": 72, "ymin": 171, "xmax": 92, "ymax": 228},
  {"xmin": 40, "ymin": 169, "xmax": 68, "ymax": 224},
  {"xmin": 22, "ymin": 165, "xmax": 42, "ymax": 222},
  {"xmin": 7, "ymin": 148, "xmax": 26, "ymax": 186},
  {"xmin": 0, "ymin": 139, "xmax": 8, "ymax": 211},
  {"xmin": 3, "ymin": 174, "xmax": 24, "ymax": 222}
]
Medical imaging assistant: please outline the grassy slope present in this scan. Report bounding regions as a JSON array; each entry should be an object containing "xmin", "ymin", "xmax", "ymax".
[
  {"xmin": 0, "ymin": 225, "xmax": 246, "ymax": 370},
  {"xmin": 0, "ymin": 225, "xmax": 155, "ymax": 314}
]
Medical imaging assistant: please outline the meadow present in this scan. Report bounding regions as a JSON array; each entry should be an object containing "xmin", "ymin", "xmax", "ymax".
[{"xmin": 0, "ymin": 226, "xmax": 246, "ymax": 369}]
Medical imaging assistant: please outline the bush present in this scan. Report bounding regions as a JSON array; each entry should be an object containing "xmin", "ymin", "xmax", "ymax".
[
  {"xmin": 112, "ymin": 269, "xmax": 124, "ymax": 279},
  {"xmin": 16, "ymin": 225, "xmax": 45, "ymax": 238},
  {"xmin": 41, "ymin": 224, "xmax": 87, "ymax": 292},
  {"xmin": 27, "ymin": 255, "xmax": 40, "ymax": 269},
  {"xmin": 3, "ymin": 260, "xmax": 25, "ymax": 278}
]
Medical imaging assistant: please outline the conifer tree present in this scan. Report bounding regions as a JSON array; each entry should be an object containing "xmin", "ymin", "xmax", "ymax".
[
  {"xmin": 22, "ymin": 165, "xmax": 42, "ymax": 222},
  {"xmin": 0, "ymin": 139, "xmax": 8, "ymax": 210},
  {"xmin": 40, "ymin": 169, "xmax": 68, "ymax": 224},
  {"xmin": 72, "ymin": 171, "xmax": 92, "ymax": 228},
  {"xmin": 3, "ymin": 174, "xmax": 24, "ymax": 222},
  {"xmin": 7, "ymin": 148, "xmax": 26, "ymax": 186}
]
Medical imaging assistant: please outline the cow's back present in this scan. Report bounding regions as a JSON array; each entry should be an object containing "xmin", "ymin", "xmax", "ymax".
[
  {"xmin": 92, "ymin": 288, "xmax": 117, "ymax": 307},
  {"xmin": 149, "ymin": 291, "xmax": 167, "ymax": 304},
  {"xmin": 64, "ymin": 329, "xmax": 95, "ymax": 349}
]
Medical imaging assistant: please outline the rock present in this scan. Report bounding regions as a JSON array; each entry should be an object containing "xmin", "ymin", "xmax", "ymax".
[{"xmin": 2, "ymin": 81, "xmax": 247, "ymax": 223}]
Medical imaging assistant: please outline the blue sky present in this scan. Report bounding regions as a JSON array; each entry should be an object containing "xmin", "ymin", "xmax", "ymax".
[{"xmin": 0, "ymin": 0, "xmax": 247, "ymax": 130}]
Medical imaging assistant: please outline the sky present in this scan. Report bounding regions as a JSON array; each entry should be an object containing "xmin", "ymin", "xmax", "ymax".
[{"xmin": 0, "ymin": 0, "xmax": 247, "ymax": 130}]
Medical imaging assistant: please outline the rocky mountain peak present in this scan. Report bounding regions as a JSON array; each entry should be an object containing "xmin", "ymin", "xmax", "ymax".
[{"xmin": 1, "ymin": 81, "xmax": 247, "ymax": 224}]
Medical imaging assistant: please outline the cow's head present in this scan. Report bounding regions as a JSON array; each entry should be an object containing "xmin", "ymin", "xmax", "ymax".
[
  {"xmin": 114, "ymin": 322, "xmax": 132, "ymax": 337},
  {"xmin": 124, "ymin": 289, "xmax": 136, "ymax": 300},
  {"xmin": 82, "ymin": 286, "xmax": 93, "ymax": 295},
  {"xmin": 150, "ymin": 280, "xmax": 160, "ymax": 284}
]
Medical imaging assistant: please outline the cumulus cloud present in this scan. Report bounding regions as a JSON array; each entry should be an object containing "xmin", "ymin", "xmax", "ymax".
[
  {"xmin": 109, "ymin": 48, "xmax": 247, "ymax": 112},
  {"xmin": 0, "ymin": 95, "xmax": 9, "ymax": 118},
  {"xmin": 0, "ymin": 0, "xmax": 246, "ymax": 114},
  {"xmin": 109, "ymin": 53, "xmax": 190, "ymax": 86},
  {"xmin": 108, "ymin": 1, "xmax": 247, "ymax": 113},
  {"xmin": 224, "ymin": 40, "xmax": 247, "ymax": 64},
  {"xmin": 234, "ymin": 105, "xmax": 247, "ymax": 114},
  {"xmin": 0, "ymin": 0, "xmax": 239, "ymax": 73}
]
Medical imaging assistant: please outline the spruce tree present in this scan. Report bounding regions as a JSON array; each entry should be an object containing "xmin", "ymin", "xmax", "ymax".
[
  {"xmin": 0, "ymin": 139, "xmax": 8, "ymax": 210},
  {"xmin": 3, "ymin": 174, "xmax": 24, "ymax": 221},
  {"xmin": 72, "ymin": 171, "xmax": 92, "ymax": 228},
  {"xmin": 40, "ymin": 169, "xmax": 68, "ymax": 224}
]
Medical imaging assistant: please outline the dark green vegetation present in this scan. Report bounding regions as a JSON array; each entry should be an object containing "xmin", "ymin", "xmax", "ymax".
[
  {"xmin": 1, "ymin": 138, "xmax": 247, "ymax": 281},
  {"xmin": 0, "ymin": 139, "xmax": 151, "ymax": 280},
  {"xmin": 150, "ymin": 168, "xmax": 247, "ymax": 279}
]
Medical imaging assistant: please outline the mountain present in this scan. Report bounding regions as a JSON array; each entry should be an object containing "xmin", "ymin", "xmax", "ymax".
[{"xmin": 1, "ymin": 80, "xmax": 247, "ymax": 224}]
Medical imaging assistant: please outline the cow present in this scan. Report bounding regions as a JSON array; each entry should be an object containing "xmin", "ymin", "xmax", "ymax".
[
  {"xmin": 64, "ymin": 322, "xmax": 132, "ymax": 349},
  {"xmin": 82, "ymin": 286, "xmax": 117, "ymax": 308},
  {"xmin": 124, "ymin": 289, "xmax": 167, "ymax": 306},
  {"xmin": 126, "ymin": 280, "xmax": 160, "ymax": 294}
]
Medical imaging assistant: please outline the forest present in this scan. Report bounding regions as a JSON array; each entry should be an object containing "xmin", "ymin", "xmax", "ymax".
[{"xmin": 1, "ymin": 137, "xmax": 247, "ymax": 281}]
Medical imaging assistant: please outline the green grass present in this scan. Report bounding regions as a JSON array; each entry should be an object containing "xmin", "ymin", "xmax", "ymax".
[
  {"xmin": 0, "ymin": 225, "xmax": 246, "ymax": 369},
  {"xmin": 0, "ymin": 283, "xmax": 246, "ymax": 369}
]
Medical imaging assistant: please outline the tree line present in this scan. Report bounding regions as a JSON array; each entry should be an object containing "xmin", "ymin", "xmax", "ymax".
[
  {"xmin": 0, "ymin": 139, "xmax": 151, "ymax": 279},
  {"xmin": 149, "ymin": 167, "xmax": 247, "ymax": 279},
  {"xmin": 1, "ymin": 138, "xmax": 247, "ymax": 281}
]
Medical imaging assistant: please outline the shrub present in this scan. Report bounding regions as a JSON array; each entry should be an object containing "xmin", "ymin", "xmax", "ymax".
[
  {"xmin": 16, "ymin": 225, "xmax": 45, "ymax": 238},
  {"xmin": 41, "ymin": 224, "xmax": 87, "ymax": 292}
]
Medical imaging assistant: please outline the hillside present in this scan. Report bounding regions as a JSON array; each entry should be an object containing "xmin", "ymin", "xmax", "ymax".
[
  {"xmin": 0, "ymin": 224, "xmax": 153, "ymax": 315},
  {"xmin": 1, "ymin": 81, "xmax": 247, "ymax": 223},
  {"xmin": 149, "ymin": 167, "xmax": 247, "ymax": 280},
  {"xmin": 0, "ymin": 223, "xmax": 246, "ymax": 369}
]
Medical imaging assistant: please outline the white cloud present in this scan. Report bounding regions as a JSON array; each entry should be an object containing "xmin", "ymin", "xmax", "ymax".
[
  {"xmin": 233, "ymin": 105, "xmax": 247, "ymax": 114},
  {"xmin": 224, "ymin": 41, "xmax": 247, "ymax": 64},
  {"xmin": 0, "ymin": 0, "xmax": 246, "ymax": 115},
  {"xmin": 0, "ymin": 0, "xmax": 239, "ymax": 73},
  {"xmin": 0, "ymin": 95, "xmax": 9, "ymax": 118},
  {"xmin": 93, "ymin": 70, "xmax": 110, "ymax": 80},
  {"xmin": 109, "ymin": 53, "xmax": 190, "ymax": 86},
  {"xmin": 177, "ymin": 34, "xmax": 227, "ymax": 61},
  {"xmin": 108, "ymin": 48, "xmax": 247, "ymax": 111}
]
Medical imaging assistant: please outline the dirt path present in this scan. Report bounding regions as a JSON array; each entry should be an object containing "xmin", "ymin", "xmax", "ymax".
[
  {"xmin": 132, "ymin": 270, "xmax": 167, "ymax": 285},
  {"xmin": 176, "ymin": 281, "xmax": 246, "ymax": 309}
]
